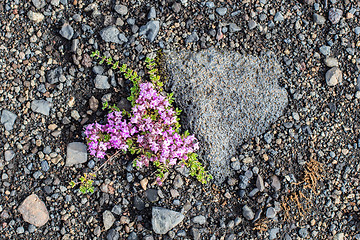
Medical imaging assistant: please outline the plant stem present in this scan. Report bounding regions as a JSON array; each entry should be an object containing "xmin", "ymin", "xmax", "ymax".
[{"xmin": 94, "ymin": 150, "xmax": 122, "ymax": 174}]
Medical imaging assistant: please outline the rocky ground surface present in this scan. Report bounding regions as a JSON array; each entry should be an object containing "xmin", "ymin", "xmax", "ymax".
[{"xmin": 1, "ymin": 0, "xmax": 360, "ymax": 239}]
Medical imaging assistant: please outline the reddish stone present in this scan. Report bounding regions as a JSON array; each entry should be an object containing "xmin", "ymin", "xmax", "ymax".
[{"xmin": 18, "ymin": 194, "xmax": 49, "ymax": 227}]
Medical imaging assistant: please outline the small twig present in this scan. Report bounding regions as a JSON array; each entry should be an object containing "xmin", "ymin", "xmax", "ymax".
[{"xmin": 94, "ymin": 150, "xmax": 122, "ymax": 174}]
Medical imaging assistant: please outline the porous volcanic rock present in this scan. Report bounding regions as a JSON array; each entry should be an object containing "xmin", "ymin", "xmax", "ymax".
[{"xmin": 164, "ymin": 48, "xmax": 288, "ymax": 183}]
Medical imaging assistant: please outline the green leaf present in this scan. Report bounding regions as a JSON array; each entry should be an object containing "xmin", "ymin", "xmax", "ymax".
[
  {"xmin": 103, "ymin": 134, "xmax": 111, "ymax": 142},
  {"xmin": 106, "ymin": 57, "xmax": 112, "ymax": 65},
  {"xmin": 69, "ymin": 181, "xmax": 76, "ymax": 188},
  {"xmin": 120, "ymin": 64, "xmax": 127, "ymax": 72},
  {"xmin": 126, "ymin": 139, "xmax": 133, "ymax": 146},
  {"xmin": 102, "ymin": 101, "xmax": 109, "ymax": 110},
  {"xmin": 112, "ymin": 61, "xmax": 119, "ymax": 69},
  {"xmin": 79, "ymin": 186, "xmax": 86, "ymax": 193},
  {"xmin": 99, "ymin": 56, "xmax": 107, "ymax": 64}
]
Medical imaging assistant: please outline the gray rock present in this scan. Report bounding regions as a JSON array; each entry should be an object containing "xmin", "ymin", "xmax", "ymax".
[
  {"xmin": 231, "ymin": 161, "xmax": 241, "ymax": 171},
  {"xmin": 94, "ymin": 75, "xmax": 110, "ymax": 89},
  {"xmin": 164, "ymin": 49, "xmax": 287, "ymax": 182},
  {"xmin": 269, "ymin": 228, "xmax": 280, "ymax": 240},
  {"xmin": 274, "ymin": 12, "xmax": 284, "ymax": 22},
  {"xmin": 33, "ymin": 171, "xmax": 42, "ymax": 179},
  {"xmin": 259, "ymin": 13, "xmax": 267, "ymax": 21},
  {"xmin": 18, "ymin": 194, "xmax": 49, "ymax": 227},
  {"xmin": 32, "ymin": 0, "xmax": 45, "ymax": 9},
  {"xmin": 146, "ymin": 189, "xmax": 159, "ymax": 202},
  {"xmin": 313, "ymin": 13, "xmax": 325, "ymax": 24},
  {"xmin": 28, "ymin": 11, "xmax": 44, "ymax": 23},
  {"xmin": 4, "ymin": 150, "xmax": 15, "ymax": 161},
  {"xmin": 31, "ymin": 100, "xmax": 51, "ymax": 116},
  {"xmin": 50, "ymin": 0, "xmax": 59, "ymax": 6},
  {"xmin": 229, "ymin": 23, "xmax": 241, "ymax": 33},
  {"xmin": 127, "ymin": 232, "xmax": 138, "ymax": 240},
  {"xmin": 118, "ymin": 33, "xmax": 128, "ymax": 43},
  {"xmin": 346, "ymin": 48, "xmax": 355, "ymax": 55},
  {"xmin": 148, "ymin": 7, "xmax": 156, "ymax": 19},
  {"xmin": 206, "ymin": 2, "xmax": 214, "ymax": 8},
  {"xmin": 248, "ymin": 20, "xmax": 257, "ymax": 30},
  {"xmin": 242, "ymin": 205, "xmax": 254, "ymax": 220},
  {"xmin": 319, "ymin": 46, "xmax": 331, "ymax": 56},
  {"xmin": 66, "ymin": 142, "xmax": 87, "ymax": 166},
  {"xmin": 303, "ymin": 0, "xmax": 315, "ymax": 4},
  {"xmin": 59, "ymin": 24, "xmax": 74, "ymax": 40},
  {"xmin": 192, "ymin": 215, "xmax": 206, "ymax": 224},
  {"xmin": 173, "ymin": 175, "xmax": 183, "ymax": 188},
  {"xmin": 325, "ymin": 67, "xmax": 342, "ymax": 86},
  {"xmin": 139, "ymin": 21, "xmax": 160, "ymax": 42},
  {"xmin": 127, "ymin": 173, "xmax": 134, "ymax": 183},
  {"xmin": 172, "ymin": 2, "xmax": 181, "ymax": 13},
  {"xmin": 357, "ymin": 75, "xmax": 360, "ymax": 91},
  {"xmin": 89, "ymin": 96, "xmax": 99, "ymax": 111},
  {"xmin": 71, "ymin": 39, "xmax": 79, "ymax": 52},
  {"xmin": 16, "ymin": 226, "xmax": 25, "ymax": 234},
  {"xmin": 298, "ymin": 228, "xmax": 308, "ymax": 238},
  {"xmin": 41, "ymin": 160, "xmax": 49, "ymax": 172},
  {"xmin": 111, "ymin": 205, "xmax": 122, "ymax": 215},
  {"xmin": 355, "ymin": 27, "xmax": 360, "ymax": 35},
  {"xmin": 334, "ymin": 233, "xmax": 344, "ymax": 240},
  {"xmin": 216, "ymin": 7, "xmax": 227, "ymax": 16},
  {"xmin": 127, "ymin": 18, "xmax": 135, "ymax": 25},
  {"xmin": 103, "ymin": 210, "xmax": 115, "ymax": 231},
  {"xmin": 266, "ymin": 207, "xmax": 277, "ymax": 218},
  {"xmin": 314, "ymin": 3, "xmax": 320, "ymax": 10},
  {"xmin": 100, "ymin": 26, "xmax": 121, "ymax": 44},
  {"xmin": 28, "ymin": 224, "xmax": 36, "ymax": 233},
  {"xmin": 134, "ymin": 196, "xmax": 145, "ymax": 210},
  {"xmin": 253, "ymin": 209, "xmax": 262, "ymax": 222},
  {"xmin": 107, "ymin": 229, "xmax": 119, "ymax": 240},
  {"xmin": 114, "ymin": 4, "xmax": 128, "ymax": 15},
  {"xmin": 93, "ymin": 66, "xmax": 104, "ymax": 75},
  {"xmin": 1, "ymin": 110, "xmax": 17, "ymax": 131},
  {"xmin": 239, "ymin": 175, "xmax": 249, "ymax": 189},
  {"xmin": 329, "ymin": 8, "xmax": 343, "ymax": 24},
  {"xmin": 47, "ymin": 67, "xmax": 63, "ymax": 84},
  {"xmin": 152, "ymin": 207, "xmax": 185, "ymax": 234},
  {"xmin": 324, "ymin": 57, "xmax": 339, "ymax": 67},
  {"xmin": 226, "ymin": 234, "xmax": 236, "ymax": 240},
  {"xmin": 73, "ymin": 14, "xmax": 81, "ymax": 22},
  {"xmin": 185, "ymin": 32, "xmax": 199, "ymax": 44},
  {"xmin": 256, "ymin": 175, "xmax": 265, "ymax": 192},
  {"xmin": 271, "ymin": 175, "xmax": 281, "ymax": 191},
  {"xmin": 191, "ymin": 228, "xmax": 201, "ymax": 240},
  {"xmin": 249, "ymin": 188, "xmax": 259, "ymax": 197}
]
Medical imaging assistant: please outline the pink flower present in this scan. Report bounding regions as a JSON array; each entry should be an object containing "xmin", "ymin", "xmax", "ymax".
[{"xmin": 84, "ymin": 80, "xmax": 200, "ymax": 185}]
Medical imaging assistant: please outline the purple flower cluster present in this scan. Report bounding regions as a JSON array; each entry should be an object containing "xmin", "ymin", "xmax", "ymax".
[
  {"xmin": 84, "ymin": 112, "xmax": 136, "ymax": 159},
  {"xmin": 84, "ymin": 82, "xmax": 199, "ymax": 175}
]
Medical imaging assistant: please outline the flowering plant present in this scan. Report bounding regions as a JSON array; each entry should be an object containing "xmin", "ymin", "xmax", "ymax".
[{"xmin": 71, "ymin": 51, "xmax": 212, "ymax": 192}]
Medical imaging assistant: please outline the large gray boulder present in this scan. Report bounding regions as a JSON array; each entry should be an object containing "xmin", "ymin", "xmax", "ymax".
[{"xmin": 164, "ymin": 48, "xmax": 288, "ymax": 183}]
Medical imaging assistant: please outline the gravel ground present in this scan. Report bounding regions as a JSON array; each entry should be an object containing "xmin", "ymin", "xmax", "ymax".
[{"xmin": 1, "ymin": 0, "xmax": 360, "ymax": 239}]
